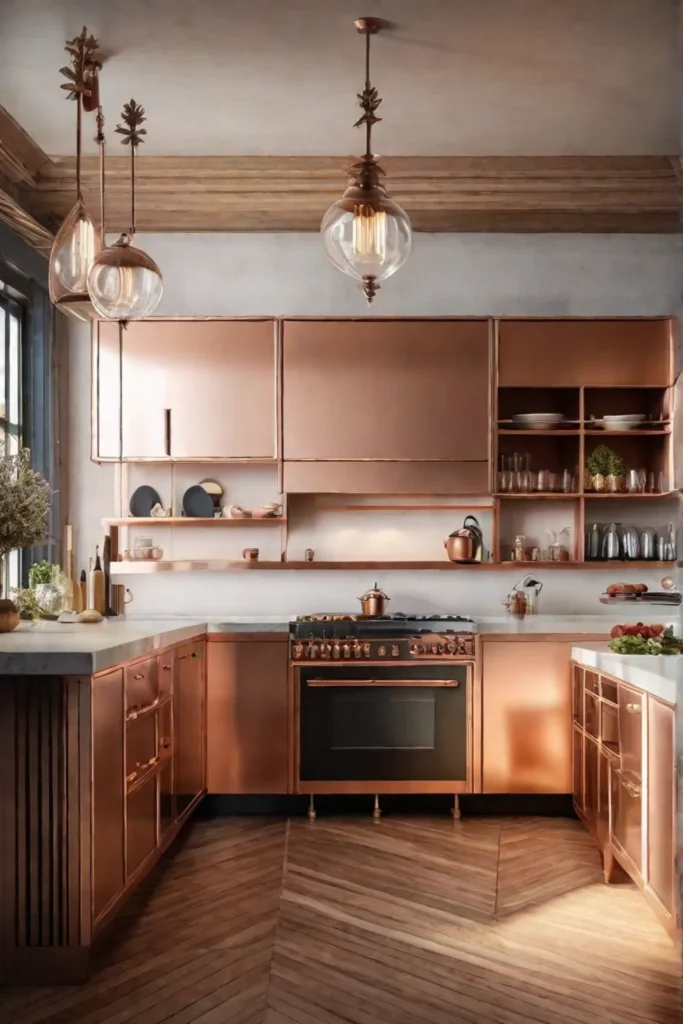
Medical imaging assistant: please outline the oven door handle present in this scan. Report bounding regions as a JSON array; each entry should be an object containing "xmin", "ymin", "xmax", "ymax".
[{"xmin": 305, "ymin": 679, "xmax": 460, "ymax": 687}]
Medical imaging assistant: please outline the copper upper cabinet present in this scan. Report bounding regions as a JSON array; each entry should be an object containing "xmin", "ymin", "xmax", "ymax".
[
  {"xmin": 482, "ymin": 640, "xmax": 572, "ymax": 794},
  {"xmin": 92, "ymin": 321, "xmax": 123, "ymax": 460},
  {"xmin": 206, "ymin": 638, "xmax": 289, "ymax": 794},
  {"xmin": 498, "ymin": 319, "xmax": 674, "ymax": 387},
  {"xmin": 94, "ymin": 318, "xmax": 277, "ymax": 460},
  {"xmin": 282, "ymin": 319, "xmax": 490, "ymax": 461}
]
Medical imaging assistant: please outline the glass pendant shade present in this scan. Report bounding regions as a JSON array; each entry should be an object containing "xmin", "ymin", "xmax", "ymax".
[
  {"xmin": 87, "ymin": 238, "xmax": 163, "ymax": 320},
  {"xmin": 49, "ymin": 198, "xmax": 101, "ymax": 304},
  {"xmin": 321, "ymin": 186, "xmax": 411, "ymax": 289}
]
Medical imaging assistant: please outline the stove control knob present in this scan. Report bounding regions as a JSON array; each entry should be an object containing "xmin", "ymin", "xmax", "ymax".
[
  {"xmin": 342, "ymin": 643, "xmax": 351, "ymax": 659},
  {"xmin": 446, "ymin": 642, "xmax": 456, "ymax": 655},
  {"xmin": 320, "ymin": 643, "xmax": 331, "ymax": 659},
  {"xmin": 409, "ymin": 644, "xmax": 417, "ymax": 655},
  {"xmin": 378, "ymin": 645, "xmax": 387, "ymax": 657},
  {"xmin": 311, "ymin": 644, "xmax": 319, "ymax": 659},
  {"xmin": 352, "ymin": 643, "xmax": 362, "ymax": 659},
  {"xmin": 293, "ymin": 643, "xmax": 304, "ymax": 659},
  {"xmin": 437, "ymin": 644, "xmax": 444, "ymax": 654},
  {"xmin": 332, "ymin": 643, "xmax": 341, "ymax": 659},
  {"xmin": 363, "ymin": 643, "xmax": 371, "ymax": 658},
  {"xmin": 391, "ymin": 645, "xmax": 400, "ymax": 657},
  {"xmin": 415, "ymin": 644, "xmax": 424, "ymax": 655},
  {"xmin": 431, "ymin": 644, "xmax": 439, "ymax": 655}
]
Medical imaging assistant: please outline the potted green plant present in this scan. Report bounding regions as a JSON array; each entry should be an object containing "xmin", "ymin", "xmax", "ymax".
[
  {"xmin": 586, "ymin": 445, "xmax": 626, "ymax": 492},
  {"xmin": 0, "ymin": 443, "xmax": 51, "ymax": 631}
]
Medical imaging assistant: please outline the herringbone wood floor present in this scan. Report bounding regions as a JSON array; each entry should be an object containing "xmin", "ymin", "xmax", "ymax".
[{"xmin": 2, "ymin": 816, "xmax": 680, "ymax": 1024}]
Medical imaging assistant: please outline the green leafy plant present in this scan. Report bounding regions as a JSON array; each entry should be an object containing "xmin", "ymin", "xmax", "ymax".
[
  {"xmin": 587, "ymin": 444, "xmax": 625, "ymax": 478},
  {"xmin": 29, "ymin": 560, "xmax": 56, "ymax": 588},
  {"xmin": 10, "ymin": 586, "xmax": 41, "ymax": 620},
  {"xmin": 0, "ymin": 443, "xmax": 50, "ymax": 599},
  {"xmin": 608, "ymin": 627, "xmax": 682, "ymax": 656}
]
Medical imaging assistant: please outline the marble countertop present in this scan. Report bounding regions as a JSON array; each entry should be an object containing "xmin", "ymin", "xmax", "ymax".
[
  {"xmin": 0, "ymin": 613, "xmax": 677, "ymax": 677},
  {"xmin": 572, "ymin": 644, "xmax": 680, "ymax": 705}
]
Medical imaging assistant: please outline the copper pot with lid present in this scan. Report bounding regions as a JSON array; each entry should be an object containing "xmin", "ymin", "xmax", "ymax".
[
  {"xmin": 444, "ymin": 515, "xmax": 483, "ymax": 563},
  {"xmin": 359, "ymin": 583, "xmax": 390, "ymax": 616}
]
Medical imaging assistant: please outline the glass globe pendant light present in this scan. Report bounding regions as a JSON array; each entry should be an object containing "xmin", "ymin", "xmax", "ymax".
[
  {"xmin": 87, "ymin": 100, "xmax": 163, "ymax": 321},
  {"xmin": 48, "ymin": 28, "xmax": 103, "ymax": 320},
  {"xmin": 321, "ymin": 17, "xmax": 411, "ymax": 303}
]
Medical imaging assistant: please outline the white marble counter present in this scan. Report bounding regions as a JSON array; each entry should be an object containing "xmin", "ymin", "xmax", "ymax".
[{"xmin": 572, "ymin": 644, "xmax": 680, "ymax": 705}]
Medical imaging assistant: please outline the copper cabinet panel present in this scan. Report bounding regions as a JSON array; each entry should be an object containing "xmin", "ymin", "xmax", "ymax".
[
  {"xmin": 612, "ymin": 769, "xmax": 643, "ymax": 878},
  {"xmin": 158, "ymin": 757, "xmax": 174, "ymax": 840},
  {"xmin": 92, "ymin": 669, "xmax": 125, "ymax": 922},
  {"xmin": 482, "ymin": 640, "xmax": 572, "ymax": 794},
  {"xmin": 126, "ymin": 775, "xmax": 158, "ymax": 880},
  {"xmin": 283, "ymin": 459, "xmax": 489, "ymax": 495},
  {"xmin": 126, "ymin": 714, "xmax": 157, "ymax": 787},
  {"xmin": 282, "ymin": 319, "xmax": 490, "ymax": 461},
  {"xmin": 571, "ymin": 664, "xmax": 583, "ymax": 727},
  {"xmin": 125, "ymin": 658, "xmax": 158, "ymax": 717},
  {"xmin": 175, "ymin": 640, "xmax": 206, "ymax": 818},
  {"xmin": 498, "ymin": 319, "xmax": 674, "ymax": 387},
  {"xmin": 120, "ymin": 320, "xmax": 276, "ymax": 459},
  {"xmin": 585, "ymin": 691, "xmax": 600, "ymax": 740},
  {"xmin": 601, "ymin": 678, "xmax": 618, "ymax": 704},
  {"xmin": 618, "ymin": 683, "xmax": 643, "ymax": 778},
  {"xmin": 584, "ymin": 735, "xmax": 599, "ymax": 832},
  {"xmin": 572, "ymin": 724, "xmax": 584, "ymax": 813},
  {"xmin": 207, "ymin": 640, "xmax": 289, "ymax": 794},
  {"xmin": 647, "ymin": 697, "xmax": 675, "ymax": 919},
  {"xmin": 597, "ymin": 747, "xmax": 611, "ymax": 849},
  {"xmin": 584, "ymin": 671, "xmax": 599, "ymax": 695},
  {"xmin": 93, "ymin": 321, "xmax": 122, "ymax": 460}
]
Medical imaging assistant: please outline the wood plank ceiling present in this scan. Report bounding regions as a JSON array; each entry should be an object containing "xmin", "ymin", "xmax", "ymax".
[
  {"xmin": 0, "ymin": 104, "xmax": 681, "ymax": 256},
  {"xmin": 2, "ymin": 815, "xmax": 680, "ymax": 1023}
]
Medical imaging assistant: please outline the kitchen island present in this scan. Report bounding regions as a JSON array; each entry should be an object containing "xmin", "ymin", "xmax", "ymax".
[{"xmin": 571, "ymin": 643, "xmax": 680, "ymax": 940}]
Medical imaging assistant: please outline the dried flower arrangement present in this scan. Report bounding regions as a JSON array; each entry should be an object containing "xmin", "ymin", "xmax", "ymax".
[{"xmin": 0, "ymin": 443, "xmax": 51, "ymax": 608}]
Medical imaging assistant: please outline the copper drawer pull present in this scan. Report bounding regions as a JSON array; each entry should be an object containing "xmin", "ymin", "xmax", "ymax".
[
  {"xmin": 127, "ymin": 694, "xmax": 164, "ymax": 721},
  {"xmin": 162, "ymin": 663, "xmax": 171, "ymax": 671},
  {"xmin": 306, "ymin": 678, "xmax": 460, "ymax": 688},
  {"xmin": 133, "ymin": 672, "xmax": 145, "ymax": 680},
  {"xmin": 126, "ymin": 755, "xmax": 160, "ymax": 788},
  {"xmin": 625, "ymin": 702, "xmax": 641, "ymax": 713}
]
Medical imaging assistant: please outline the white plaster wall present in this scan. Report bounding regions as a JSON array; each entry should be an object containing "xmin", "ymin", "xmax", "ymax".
[{"xmin": 68, "ymin": 232, "xmax": 683, "ymax": 616}]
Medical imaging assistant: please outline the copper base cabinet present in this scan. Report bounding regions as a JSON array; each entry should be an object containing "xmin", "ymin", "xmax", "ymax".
[
  {"xmin": 207, "ymin": 638, "xmax": 289, "ymax": 794},
  {"xmin": 175, "ymin": 641, "xmax": 207, "ymax": 819},
  {"xmin": 482, "ymin": 640, "xmax": 573, "ymax": 794},
  {"xmin": 572, "ymin": 660, "xmax": 679, "ymax": 940}
]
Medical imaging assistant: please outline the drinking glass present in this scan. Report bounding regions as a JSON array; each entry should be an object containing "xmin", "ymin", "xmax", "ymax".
[
  {"xmin": 547, "ymin": 472, "xmax": 558, "ymax": 492},
  {"xmin": 561, "ymin": 469, "xmax": 573, "ymax": 493},
  {"xmin": 636, "ymin": 469, "xmax": 647, "ymax": 494},
  {"xmin": 537, "ymin": 469, "xmax": 549, "ymax": 492},
  {"xmin": 626, "ymin": 470, "xmax": 640, "ymax": 494},
  {"xmin": 519, "ymin": 470, "xmax": 535, "ymax": 493}
]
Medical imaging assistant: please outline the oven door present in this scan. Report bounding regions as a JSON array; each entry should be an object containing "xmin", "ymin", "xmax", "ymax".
[{"xmin": 298, "ymin": 663, "xmax": 470, "ymax": 785}]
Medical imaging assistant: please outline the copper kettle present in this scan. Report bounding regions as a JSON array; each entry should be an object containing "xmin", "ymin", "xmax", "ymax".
[
  {"xmin": 444, "ymin": 515, "xmax": 483, "ymax": 563},
  {"xmin": 359, "ymin": 583, "xmax": 390, "ymax": 616}
]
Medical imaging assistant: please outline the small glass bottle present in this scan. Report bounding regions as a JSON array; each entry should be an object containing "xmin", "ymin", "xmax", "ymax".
[{"xmin": 514, "ymin": 535, "xmax": 526, "ymax": 562}]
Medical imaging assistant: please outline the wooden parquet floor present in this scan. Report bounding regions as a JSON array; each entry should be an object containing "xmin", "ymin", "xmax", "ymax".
[{"xmin": 2, "ymin": 815, "xmax": 680, "ymax": 1024}]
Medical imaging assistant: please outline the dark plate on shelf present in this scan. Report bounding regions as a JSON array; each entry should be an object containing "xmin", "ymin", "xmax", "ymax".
[
  {"xmin": 182, "ymin": 485, "xmax": 215, "ymax": 518},
  {"xmin": 130, "ymin": 485, "xmax": 162, "ymax": 518}
]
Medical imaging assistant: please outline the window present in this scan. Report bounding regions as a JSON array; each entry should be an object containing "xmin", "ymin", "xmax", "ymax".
[{"xmin": 0, "ymin": 292, "xmax": 24, "ymax": 593}]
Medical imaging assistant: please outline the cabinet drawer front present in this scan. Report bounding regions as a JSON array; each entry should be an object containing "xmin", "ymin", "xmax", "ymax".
[
  {"xmin": 612, "ymin": 769, "xmax": 643, "ymax": 878},
  {"xmin": 585, "ymin": 691, "xmax": 600, "ymax": 740},
  {"xmin": 618, "ymin": 685, "xmax": 643, "ymax": 777},
  {"xmin": 584, "ymin": 671, "xmax": 599, "ymax": 695},
  {"xmin": 126, "ymin": 714, "xmax": 158, "ymax": 786},
  {"xmin": 283, "ymin": 460, "xmax": 489, "ymax": 495},
  {"xmin": 601, "ymin": 678, "xmax": 618, "ymax": 704},
  {"xmin": 126, "ymin": 776, "xmax": 158, "ymax": 879},
  {"xmin": 126, "ymin": 658, "xmax": 159, "ymax": 716}
]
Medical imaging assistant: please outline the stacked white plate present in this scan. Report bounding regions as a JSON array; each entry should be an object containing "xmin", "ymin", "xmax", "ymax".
[
  {"xmin": 602, "ymin": 414, "xmax": 645, "ymax": 431},
  {"xmin": 511, "ymin": 413, "xmax": 565, "ymax": 430}
]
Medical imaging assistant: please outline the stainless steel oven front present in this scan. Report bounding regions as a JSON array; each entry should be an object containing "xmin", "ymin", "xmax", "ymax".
[{"xmin": 294, "ymin": 661, "xmax": 473, "ymax": 794}]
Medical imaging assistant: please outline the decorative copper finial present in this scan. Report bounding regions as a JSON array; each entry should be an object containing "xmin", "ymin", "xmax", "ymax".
[
  {"xmin": 362, "ymin": 276, "xmax": 379, "ymax": 303},
  {"xmin": 115, "ymin": 100, "xmax": 147, "ymax": 148},
  {"xmin": 59, "ymin": 27, "xmax": 101, "ymax": 102}
]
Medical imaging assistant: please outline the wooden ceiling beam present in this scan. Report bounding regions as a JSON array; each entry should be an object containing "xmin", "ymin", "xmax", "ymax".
[
  {"xmin": 20, "ymin": 154, "xmax": 681, "ymax": 235},
  {"xmin": 0, "ymin": 106, "xmax": 54, "ymax": 255}
]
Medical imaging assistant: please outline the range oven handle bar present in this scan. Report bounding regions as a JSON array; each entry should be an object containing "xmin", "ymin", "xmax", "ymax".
[{"xmin": 305, "ymin": 679, "xmax": 460, "ymax": 688}]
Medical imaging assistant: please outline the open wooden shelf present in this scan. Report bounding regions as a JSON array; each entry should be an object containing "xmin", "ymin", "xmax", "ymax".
[
  {"xmin": 494, "ymin": 493, "xmax": 579, "ymax": 500},
  {"xmin": 583, "ymin": 429, "xmax": 670, "ymax": 437},
  {"xmin": 103, "ymin": 517, "xmax": 285, "ymax": 527},
  {"xmin": 498, "ymin": 429, "xmax": 582, "ymax": 436},
  {"xmin": 110, "ymin": 559, "xmax": 677, "ymax": 574},
  {"xmin": 583, "ymin": 492, "xmax": 677, "ymax": 499}
]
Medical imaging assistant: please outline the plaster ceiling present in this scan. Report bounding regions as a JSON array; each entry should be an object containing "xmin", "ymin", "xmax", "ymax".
[{"xmin": 0, "ymin": 0, "xmax": 679, "ymax": 158}]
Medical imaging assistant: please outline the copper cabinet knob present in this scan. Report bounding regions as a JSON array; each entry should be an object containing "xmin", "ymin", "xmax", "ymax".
[
  {"xmin": 134, "ymin": 673, "xmax": 144, "ymax": 680},
  {"xmin": 378, "ymin": 646, "xmax": 386, "ymax": 656},
  {"xmin": 391, "ymin": 645, "xmax": 399, "ymax": 657},
  {"xmin": 626, "ymin": 703, "xmax": 641, "ymax": 713}
]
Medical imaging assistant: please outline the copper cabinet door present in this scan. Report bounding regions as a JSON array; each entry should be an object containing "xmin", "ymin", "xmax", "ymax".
[
  {"xmin": 498, "ymin": 319, "xmax": 674, "ymax": 387},
  {"xmin": 572, "ymin": 724, "xmax": 584, "ymax": 813},
  {"xmin": 612, "ymin": 769, "xmax": 643, "ymax": 879},
  {"xmin": 597, "ymin": 747, "xmax": 611, "ymax": 848},
  {"xmin": 175, "ymin": 641, "xmax": 206, "ymax": 819},
  {"xmin": 120, "ymin": 320, "xmax": 276, "ymax": 459},
  {"xmin": 647, "ymin": 697, "xmax": 675, "ymax": 919},
  {"xmin": 207, "ymin": 639, "xmax": 289, "ymax": 794},
  {"xmin": 282, "ymin": 319, "xmax": 490, "ymax": 460},
  {"xmin": 126, "ymin": 775, "xmax": 158, "ymax": 880},
  {"xmin": 92, "ymin": 668, "xmax": 125, "ymax": 923},
  {"xmin": 584, "ymin": 735, "xmax": 599, "ymax": 832},
  {"xmin": 482, "ymin": 640, "xmax": 572, "ymax": 793},
  {"xmin": 93, "ymin": 321, "xmax": 122, "ymax": 460},
  {"xmin": 618, "ymin": 683, "xmax": 643, "ymax": 778}
]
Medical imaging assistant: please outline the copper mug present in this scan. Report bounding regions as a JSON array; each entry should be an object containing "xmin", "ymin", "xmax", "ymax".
[
  {"xmin": 242, "ymin": 548, "xmax": 259, "ymax": 561},
  {"xmin": 110, "ymin": 585, "xmax": 133, "ymax": 615}
]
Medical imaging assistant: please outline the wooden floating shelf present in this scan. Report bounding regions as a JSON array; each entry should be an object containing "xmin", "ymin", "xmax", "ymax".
[
  {"xmin": 110, "ymin": 559, "xmax": 676, "ymax": 574},
  {"xmin": 496, "ymin": 492, "xmax": 677, "ymax": 500},
  {"xmin": 583, "ymin": 429, "xmax": 670, "ymax": 436},
  {"xmin": 583, "ymin": 492, "xmax": 678, "ymax": 499},
  {"xmin": 103, "ymin": 517, "xmax": 286, "ymax": 527},
  {"xmin": 498, "ymin": 429, "xmax": 581, "ymax": 436}
]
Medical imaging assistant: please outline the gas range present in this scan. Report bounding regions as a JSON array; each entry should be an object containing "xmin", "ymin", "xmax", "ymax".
[{"xmin": 290, "ymin": 613, "xmax": 476, "ymax": 662}]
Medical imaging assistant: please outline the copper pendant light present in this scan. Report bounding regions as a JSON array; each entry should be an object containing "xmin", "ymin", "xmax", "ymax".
[
  {"xmin": 87, "ymin": 100, "xmax": 163, "ymax": 321},
  {"xmin": 321, "ymin": 17, "xmax": 412, "ymax": 303},
  {"xmin": 48, "ymin": 28, "xmax": 103, "ymax": 320}
]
